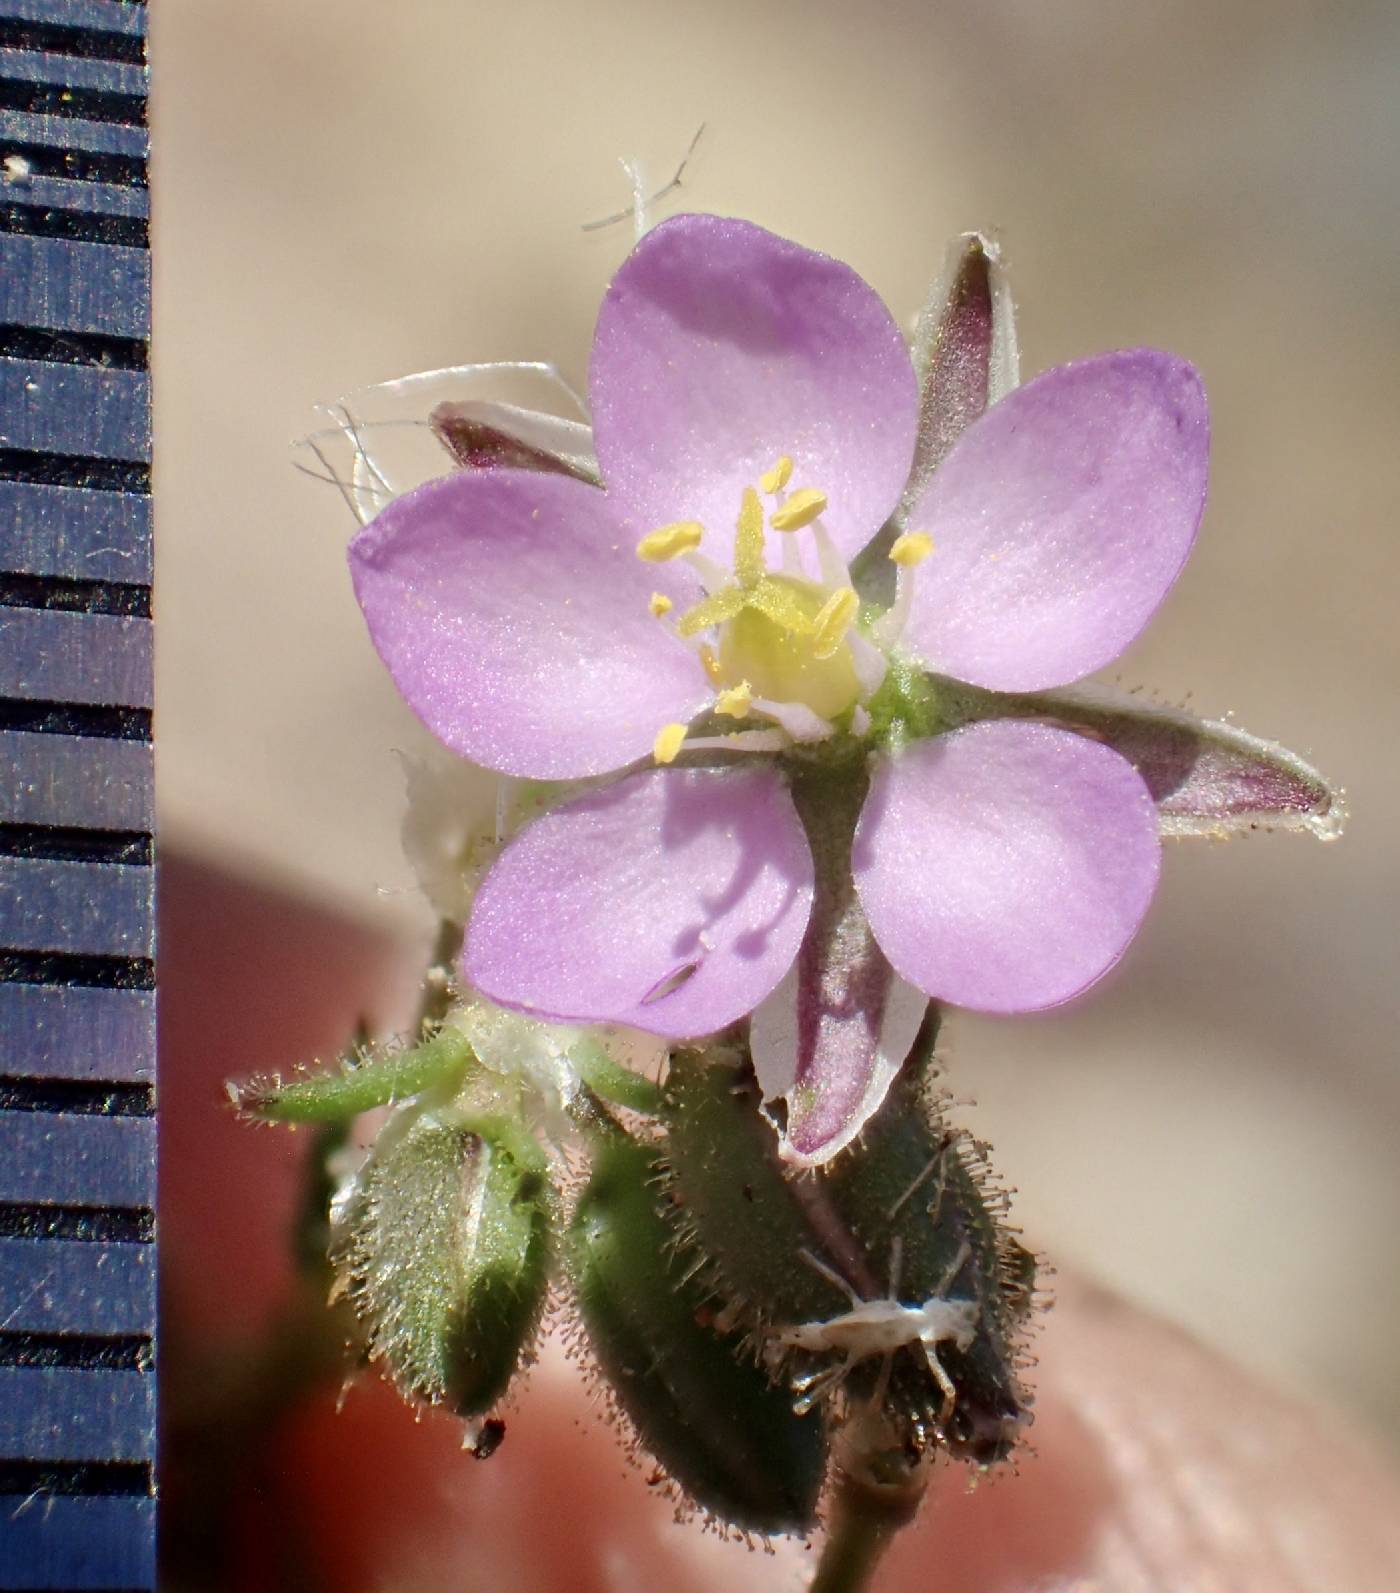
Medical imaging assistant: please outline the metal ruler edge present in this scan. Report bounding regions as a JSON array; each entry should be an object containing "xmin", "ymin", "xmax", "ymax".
[{"xmin": 0, "ymin": 1, "xmax": 153, "ymax": 1588}]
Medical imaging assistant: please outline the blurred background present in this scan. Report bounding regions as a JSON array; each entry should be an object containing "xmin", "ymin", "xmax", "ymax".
[{"xmin": 151, "ymin": 0, "xmax": 1400, "ymax": 1469}]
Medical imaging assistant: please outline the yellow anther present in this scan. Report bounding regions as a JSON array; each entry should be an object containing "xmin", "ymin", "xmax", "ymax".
[
  {"xmin": 636, "ymin": 521, "xmax": 704, "ymax": 562},
  {"xmin": 699, "ymin": 645, "xmax": 723, "ymax": 683},
  {"xmin": 889, "ymin": 531, "xmax": 934, "ymax": 567},
  {"xmin": 648, "ymin": 592, "xmax": 674, "ymax": 618},
  {"xmin": 653, "ymin": 723, "xmax": 688, "ymax": 764},
  {"xmin": 734, "ymin": 487, "xmax": 766, "ymax": 589},
  {"xmin": 759, "ymin": 455, "xmax": 794, "ymax": 494},
  {"xmin": 715, "ymin": 682, "xmax": 753, "ymax": 719},
  {"xmin": 769, "ymin": 488, "xmax": 828, "ymax": 532},
  {"xmin": 812, "ymin": 587, "xmax": 859, "ymax": 660}
]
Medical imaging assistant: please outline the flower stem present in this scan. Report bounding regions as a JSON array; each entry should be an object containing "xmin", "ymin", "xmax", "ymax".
[{"xmin": 809, "ymin": 1465, "xmax": 925, "ymax": 1593}]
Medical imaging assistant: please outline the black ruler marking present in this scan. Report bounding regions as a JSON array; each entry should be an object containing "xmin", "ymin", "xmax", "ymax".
[
  {"xmin": 0, "ymin": 1206, "xmax": 152, "ymax": 1245},
  {"xmin": 0, "ymin": 573, "xmax": 149, "ymax": 618},
  {"xmin": 0, "ymin": 701, "xmax": 150, "ymax": 742},
  {"xmin": 0, "ymin": 823, "xmax": 151, "ymax": 864}
]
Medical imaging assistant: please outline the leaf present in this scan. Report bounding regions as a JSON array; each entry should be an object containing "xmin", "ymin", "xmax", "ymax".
[{"xmin": 233, "ymin": 1029, "xmax": 475, "ymax": 1124}]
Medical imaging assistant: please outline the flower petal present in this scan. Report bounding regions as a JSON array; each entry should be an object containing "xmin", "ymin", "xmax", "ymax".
[
  {"xmin": 901, "ymin": 350, "xmax": 1209, "ymax": 691},
  {"xmin": 589, "ymin": 214, "xmax": 919, "ymax": 566},
  {"xmin": 853, "ymin": 720, "xmax": 1161, "ymax": 1012},
  {"xmin": 349, "ymin": 469, "xmax": 710, "ymax": 779},
  {"xmin": 464, "ymin": 766, "xmax": 814, "ymax": 1038}
]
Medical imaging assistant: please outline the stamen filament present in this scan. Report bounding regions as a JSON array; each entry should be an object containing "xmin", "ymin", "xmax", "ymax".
[
  {"xmin": 750, "ymin": 697, "xmax": 834, "ymax": 743},
  {"xmin": 848, "ymin": 630, "xmax": 889, "ymax": 700},
  {"xmin": 681, "ymin": 729, "xmax": 791, "ymax": 755},
  {"xmin": 871, "ymin": 567, "xmax": 917, "ymax": 651},
  {"xmin": 809, "ymin": 519, "xmax": 851, "ymax": 591},
  {"xmin": 682, "ymin": 550, "xmax": 730, "ymax": 590}
]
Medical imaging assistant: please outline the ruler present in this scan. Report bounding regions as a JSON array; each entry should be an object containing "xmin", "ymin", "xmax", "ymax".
[{"xmin": 0, "ymin": 1, "xmax": 153, "ymax": 1589}]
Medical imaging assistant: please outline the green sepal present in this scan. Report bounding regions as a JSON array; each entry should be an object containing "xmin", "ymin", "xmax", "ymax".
[
  {"xmin": 663, "ymin": 1049, "xmax": 851, "ymax": 1328},
  {"xmin": 569, "ymin": 1038, "xmax": 665, "ymax": 1115},
  {"xmin": 821, "ymin": 1025, "xmax": 1034, "ymax": 1466},
  {"xmin": 334, "ymin": 1106, "xmax": 553, "ymax": 1417},
  {"xmin": 663, "ymin": 1034, "xmax": 1035, "ymax": 1468},
  {"xmin": 569, "ymin": 1124, "xmax": 827, "ymax": 1536},
  {"xmin": 236, "ymin": 1028, "xmax": 474, "ymax": 1124}
]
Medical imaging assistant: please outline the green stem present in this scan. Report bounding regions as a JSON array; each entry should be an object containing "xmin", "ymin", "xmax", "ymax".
[
  {"xmin": 805, "ymin": 1471, "xmax": 904, "ymax": 1586},
  {"xmin": 809, "ymin": 1460, "xmax": 926, "ymax": 1593}
]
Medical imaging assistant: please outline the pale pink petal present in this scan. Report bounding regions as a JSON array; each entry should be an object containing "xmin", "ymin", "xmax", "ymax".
[
  {"xmin": 854, "ymin": 721, "xmax": 1161, "ymax": 1012},
  {"xmin": 349, "ymin": 470, "xmax": 709, "ymax": 779},
  {"xmin": 901, "ymin": 351, "xmax": 1209, "ymax": 690},
  {"xmin": 464, "ymin": 767, "xmax": 814, "ymax": 1038},
  {"xmin": 589, "ymin": 214, "xmax": 919, "ymax": 566}
]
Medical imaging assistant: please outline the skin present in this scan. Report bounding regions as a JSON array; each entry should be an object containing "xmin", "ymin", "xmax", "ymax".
[{"xmin": 159, "ymin": 854, "xmax": 1400, "ymax": 1592}]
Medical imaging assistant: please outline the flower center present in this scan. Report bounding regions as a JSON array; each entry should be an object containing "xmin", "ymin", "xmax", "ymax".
[
  {"xmin": 716, "ymin": 576, "xmax": 861, "ymax": 721},
  {"xmin": 634, "ymin": 457, "xmax": 936, "ymax": 763}
]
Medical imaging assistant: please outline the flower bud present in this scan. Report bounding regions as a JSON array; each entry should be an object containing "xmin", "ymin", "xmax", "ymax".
[
  {"xmin": 333, "ymin": 1107, "xmax": 553, "ymax": 1419},
  {"xmin": 664, "ymin": 1034, "xmax": 1037, "ymax": 1469},
  {"xmin": 568, "ymin": 1124, "xmax": 827, "ymax": 1535}
]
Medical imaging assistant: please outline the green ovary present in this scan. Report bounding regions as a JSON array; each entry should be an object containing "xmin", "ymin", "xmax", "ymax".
[{"xmin": 717, "ymin": 576, "xmax": 862, "ymax": 721}]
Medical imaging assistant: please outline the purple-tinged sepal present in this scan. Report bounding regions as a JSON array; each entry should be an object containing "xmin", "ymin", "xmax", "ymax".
[
  {"xmin": 952, "ymin": 681, "xmax": 1345, "ymax": 842},
  {"xmin": 857, "ymin": 231, "xmax": 1017, "ymax": 601},
  {"xmin": 750, "ymin": 763, "xmax": 928, "ymax": 1166},
  {"xmin": 300, "ymin": 361, "xmax": 595, "ymax": 524},
  {"xmin": 903, "ymin": 231, "xmax": 1019, "ymax": 508}
]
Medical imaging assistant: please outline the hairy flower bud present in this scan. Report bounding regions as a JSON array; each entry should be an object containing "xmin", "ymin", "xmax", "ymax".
[
  {"xmin": 333, "ymin": 1107, "xmax": 553, "ymax": 1418},
  {"xmin": 568, "ymin": 1123, "xmax": 827, "ymax": 1534}
]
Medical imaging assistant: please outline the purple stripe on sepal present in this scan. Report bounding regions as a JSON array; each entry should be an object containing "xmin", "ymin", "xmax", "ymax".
[
  {"xmin": 751, "ymin": 764, "xmax": 928, "ymax": 1166},
  {"xmin": 962, "ymin": 682, "xmax": 1345, "ymax": 841}
]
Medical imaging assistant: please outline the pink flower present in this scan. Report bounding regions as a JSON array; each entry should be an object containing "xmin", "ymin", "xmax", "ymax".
[{"xmin": 349, "ymin": 215, "xmax": 1336, "ymax": 1163}]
